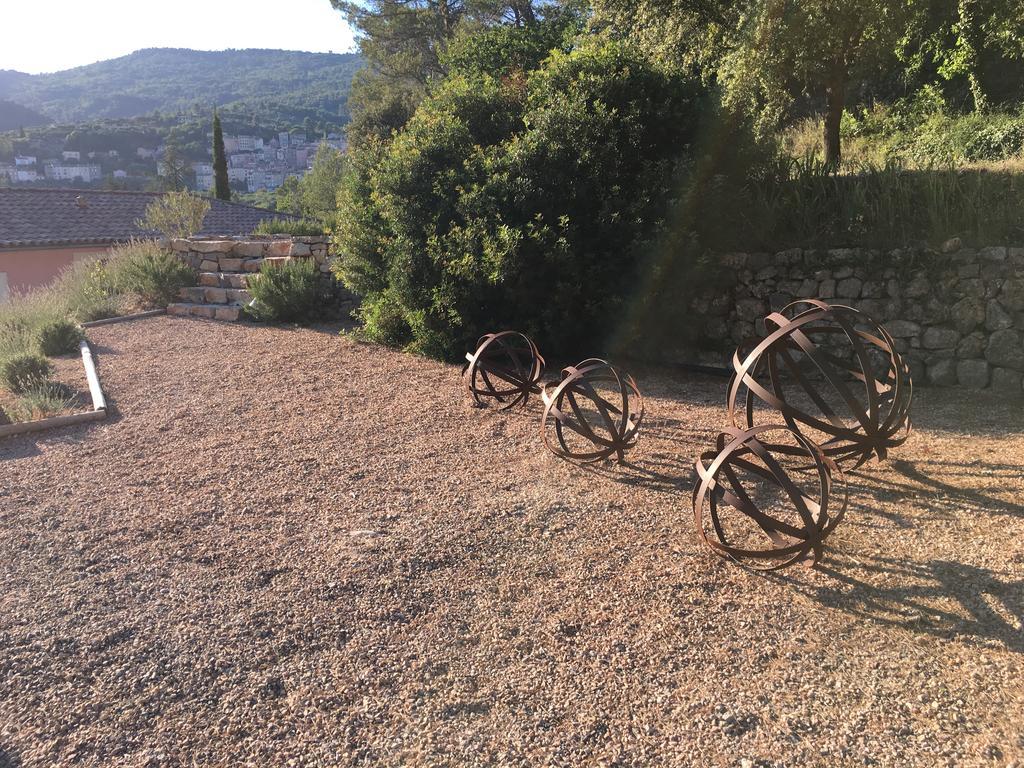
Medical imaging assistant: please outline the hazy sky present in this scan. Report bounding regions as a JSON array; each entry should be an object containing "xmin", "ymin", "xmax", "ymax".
[{"xmin": 2, "ymin": 0, "xmax": 357, "ymax": 74}]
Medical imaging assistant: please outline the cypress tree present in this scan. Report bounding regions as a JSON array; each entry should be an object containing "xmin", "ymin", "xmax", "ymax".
[{"xmin": 212, "ymin": 109, "xmax": 230, "ymax": 200}]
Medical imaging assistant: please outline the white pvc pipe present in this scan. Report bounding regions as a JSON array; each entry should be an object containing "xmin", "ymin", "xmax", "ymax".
[{"xmin": 80, "ymin": 340, "xmax": 106, "ymax": 412}]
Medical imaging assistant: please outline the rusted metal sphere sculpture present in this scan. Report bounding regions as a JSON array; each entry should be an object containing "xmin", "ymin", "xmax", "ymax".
[
  {"xmin": 693, "ymin": 425, "xmax": 847, "ymax": 570},
  {"xmin": 728, "ymin": 299, "xmax": 912, "ymax": 470},
  {"xmin": 540, "ymin": 359, "xmax": 644, "ymax": 463},
  {"xmin": 463, "ymin": 331, "xmax": 545, "ymax": 410}
]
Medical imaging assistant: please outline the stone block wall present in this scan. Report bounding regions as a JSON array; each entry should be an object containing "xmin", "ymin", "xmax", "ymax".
[
  {"xmin": 677, "ymin": 242, "xmax": 1024, "ymax": 392},
  {"xmin": 170, "ymin": 235, "xmax": 359, "ymax": 318}
]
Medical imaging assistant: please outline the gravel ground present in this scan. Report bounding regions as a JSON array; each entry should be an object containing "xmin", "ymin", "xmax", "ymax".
[{"xmin": 1, "ymin": 316, "xmax": 1022, "ymax": 768}]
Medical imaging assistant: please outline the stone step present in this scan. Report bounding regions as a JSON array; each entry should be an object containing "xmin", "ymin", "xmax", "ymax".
[
  {"xmin": 178, "ymin": 287, "xmax": 252, "ymax": 305},
  {"xmin": 167, "ymin": 303, "xmax": 243, "ymax": 322},
  {"xmin": 197, "ymin": 272, "xmax": 251, "ymax": 289},
  {"xmin": 195, "ymin": 253, "xmax": 265, "ymax": 274}
]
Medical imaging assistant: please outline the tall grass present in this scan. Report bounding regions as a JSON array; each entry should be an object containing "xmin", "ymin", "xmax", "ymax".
[{"xmin": 695, "ymin": 154, "xmax": 1024, "ymax": 250}]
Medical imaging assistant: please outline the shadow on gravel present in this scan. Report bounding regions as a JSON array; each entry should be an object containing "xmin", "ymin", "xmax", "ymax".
[
  {"xmin": 0, "ymin": 415, "xmax": 115, "ymax": 463},
  {"xmin": 0, "ymin": 744, "xmax": 22, "ymax": 768},
  {"xmin": 574, "ymin": 455, "xmax": 693, "ymax": 494},
  {"xmin": 780, "ymin": 554, "xmax": 1024, "ymax": 653},
  {"xmin": 846, "ymin": 458, "xmax": 1024, "ymax": 521}
]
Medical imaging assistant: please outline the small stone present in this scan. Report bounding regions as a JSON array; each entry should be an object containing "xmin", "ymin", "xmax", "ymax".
[
  {"xmin": 927, "ymin": 358, "xmax": 958, "ymax": 386},
  {"xmin": 905, "ymin": 274, "xmax": 931, "ymax": 298},
  {"xmin": 797, "ymin": 279, "xmax": 818, "ymax": 297},
  {"xmin": 204, "ymin": 288, "xmax": 228, "ymax": 304},
  {"xmin": 886, "ymin": 320, "xmax": 921, "ymax": 338},
  {"xmin": 243, "ymin": 259, "xmax": 263, "ymax": 273},
  {"xmin": 219, "ymin": 257, "xmax": 244, "ymax": 272},
  {"xmin": 290, "ymin": 242, "xmax": 312, "ymax": 257},
  {"xmin": 956, "ymin": 332, "xmax": 986, "ymax": 359},
  {"xmin": 941, "ymin": 237, "xmax": 962, "ymax": 253},
  {"xmin": 192, "ymin": 239, "xmax": 235, "ymax": 254},
  {"xmin": 986, "ymin": 300, "xmax": 1014, "ymax": 332},
  {"xmin": 860, "ymin": 280, "xmax": 884, "ymax": 298},
  {"xmin": 167, "ymin": 303, "xmax": 191, "ymax": 317},
  {"xmin": 190, "ymin": 305, "xmax": 216, "ymax": 319},
  {"xmin": 736, "ymin": 298, "xmax": 766, "ymax": 321},
  {"xmin": 998, "ymin": 279, "xmax": 1024, "ymax": 311},
  {"xmin": 214, "ymin": 306, "xmax": 241, "ymax": 321},
  {"xmin": 956, "ymin": 359, "xmax": 989, "ymax": 389},
  {"xmin": 199, "ymin": 259, "xmax": 218, "ymax": 272},
  {"xmin": 991, "ymin": 367, "xmax": 1023, "ymax": 392},
  {"xmin": 921, "ymin": 327, "xmax": 960, "ymax": 350},
  {"xmin": 834, "ymin": 266, "xmax": 854, "ymax": 280},
  {"xmin": 232, "ymin": 241, "xmax": 265, "ymax": 258},
  {"xmin": 198, "ymin": 273, "xmax": 221, "ymax": 288},
  {"xmin": 949, "ymin": 297, "xmax": 985, "ymax": 334},
  {"xmin": 980, "ymin": 246, "xmax": 1008, "ymax": 261},
  {"xmin": 819, "ymin": 279, "xmax": 836, "ymax": 299},
  {"xmin": 986, "ymin": 329, "xmax": 1024, "ymax": 371},
  {"xmin": 266, "ymin": 240, "xmax": 292, "ymax": 257},
  {"xmin": 958, "ymin": 263, "xmax": 980, "ymax": 279},
  {"xmin": 170, "ymin": 238, "xmax": 191, "ymax": 252},
  {"xmin": 837, "ymin": 277, "xmax": 863, "ymax": 299},
  {"xmin": 960, "ymin": 278, "xmax": 984, "ymax": 298}
]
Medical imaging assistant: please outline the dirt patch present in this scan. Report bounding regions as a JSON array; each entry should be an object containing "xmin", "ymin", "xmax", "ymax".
[{"xmin": 0, "ymin": 316, "xmax": 1022, "ymax": 767}]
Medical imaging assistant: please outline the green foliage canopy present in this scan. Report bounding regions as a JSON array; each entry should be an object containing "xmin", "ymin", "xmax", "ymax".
[{"xmin": 334, "ymin": 38, "xmax": 701, "ymax": 358}]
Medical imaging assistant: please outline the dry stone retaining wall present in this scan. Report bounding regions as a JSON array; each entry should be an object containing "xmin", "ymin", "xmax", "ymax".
[
  {"xmin": 679, "ymin": 242, "xmax": 1024, "ymax": 392},
  {"xmin": 170, "ymin": 235, "xmax": 358, "ymax": 318}
]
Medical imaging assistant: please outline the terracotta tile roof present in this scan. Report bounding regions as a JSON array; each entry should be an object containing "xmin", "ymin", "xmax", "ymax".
[{"xmin": 0, "ymin": 188, "xmax": 293, "ymax": 248}]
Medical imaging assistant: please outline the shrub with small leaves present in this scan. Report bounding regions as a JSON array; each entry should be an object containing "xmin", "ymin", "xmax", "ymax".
[
  {"xmin": 36, "ymin": 319, "xmax": 84, "ymax": 356},
  {"xmin": 252, "ymin": 218, "xmax": 326, "ymax": 237},
  {"xmin": 12, "ymin": 379, "xmax": 79, "ymax": 421},
  {"xmin": 108, "ymin": 240, "xmax": 197, "ymax": 308},
  {"xmin": 246, "ymin": 258, "xmax": 322, "ymax": 323},
  {"xmin": 0, "ymin": 353, "xmax": 54, "ymax": 394}
]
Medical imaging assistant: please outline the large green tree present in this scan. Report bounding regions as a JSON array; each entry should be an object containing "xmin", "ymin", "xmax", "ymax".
[
  {"xmin": 593, "ymin": 0, "xmax": 1024, "ymax": 164},
  {"xmin": 330, "ymin": 0, "xmax": 563, "ymax": 145},
  {"xmin": 212, "ymin": 110, "xmax": 230, "ymax": 200},
  {"xmin": 334, "ymin": 38, "xmax": 701, "ymax": 357},
  {"xmin": 274, "ymin": 143, "xmax": 348, "ymax": 221}
]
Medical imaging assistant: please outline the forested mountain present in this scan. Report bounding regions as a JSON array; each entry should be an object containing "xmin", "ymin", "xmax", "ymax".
[
  {"xmin": 0, "ymin": 100, "xmax": 49, "ymax": 131},
  {"xmin": 0, "ymin": 48, "xmax": 362, "ymax": 128}
]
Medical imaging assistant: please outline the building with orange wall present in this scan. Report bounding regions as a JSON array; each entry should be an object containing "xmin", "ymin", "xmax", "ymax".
[{"xmin": 0, "ymin": 188, "xmax": 288, "ymax": 302}]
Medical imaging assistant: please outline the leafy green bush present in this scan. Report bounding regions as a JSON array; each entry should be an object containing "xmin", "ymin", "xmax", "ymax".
[
  {"xmin": 0, "ymin": 353, "xmax": 54, "ymax": 394},
  {"xmin": 246, "ymin": 258, "xmax": 322, "ymax": 322},
  {"xmin": 36, "ymin": 319, "xmax": 84, "ymax": 356},
  {"xmin": 107, "ymin": 239, "xmax": 196, "ymax": 308},
  {"xmin": 252, "ymin": 218, "xmax": 325, "ymax": 236},
  {"xmin": 334, "ymin": 40, "xmax": 700, "ymax": 358}
]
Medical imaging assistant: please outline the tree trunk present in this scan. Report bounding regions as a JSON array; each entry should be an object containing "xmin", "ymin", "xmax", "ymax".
[{"xmin": 823, "ymin": 74, "xmax": 845, "ymax": 168}]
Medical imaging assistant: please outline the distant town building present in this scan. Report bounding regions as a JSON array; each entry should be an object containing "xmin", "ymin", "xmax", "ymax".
[
  {"xmin": 62, "ymin": 150, "xmax": 81, "ymax": 161},
  {"xmin": 278, "ymin": 132, "xmax": 291, "ymax": 148},
  {"xmin": 44, "ymin": 163, "xmax": 103, "ymax": 183},
  {"xmin": 137, "ymin": 147, "xmax": 157, "ymax": 159},
  {"xmin": 14, "ymin": 156, "xmax": 37, "ymax": 166},
  {"xmin": 113, "ymin": 170, "xmax": 128, "ymax": 179},
  {"xmin": 10, "ymin": 169, "xmax": 40, "ymax": 182}
]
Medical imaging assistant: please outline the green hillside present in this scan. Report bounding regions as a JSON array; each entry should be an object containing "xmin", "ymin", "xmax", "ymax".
[
  {"xmin": 0, "ymin": 99, "xmax": 49, "ymax": 131},
  {"xmin": 0, "ymin": 48, "xmax": 363, "ymax": 129}
]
